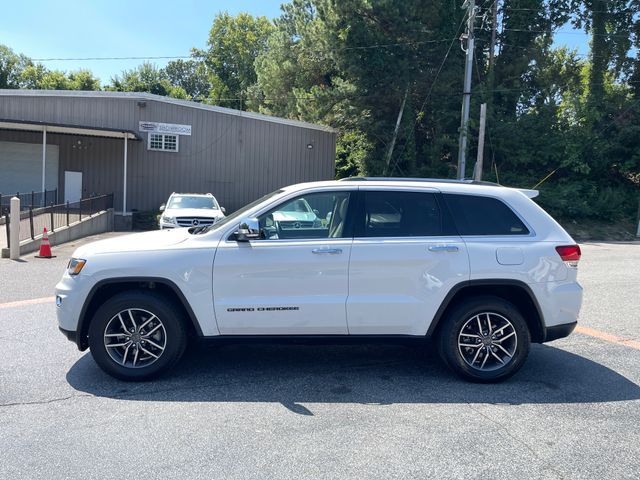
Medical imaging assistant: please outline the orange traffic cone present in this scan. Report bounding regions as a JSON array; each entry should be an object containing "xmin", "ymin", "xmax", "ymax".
[{"xmin": 35, "ymin": 228, "xmax": 55, "ymax": 258}]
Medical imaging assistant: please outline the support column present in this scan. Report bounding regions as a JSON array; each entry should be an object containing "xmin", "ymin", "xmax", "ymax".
[
  {"xmin": 123, "ymin": 133, "xmax": 128, "ymax": 215},
  {"xmin": 41, "ymin": 126, "xmax": 47, "ymax": 197},
  {"xmin": 9, "ymin": 197, "xmax": 20, "ymax": 260}
]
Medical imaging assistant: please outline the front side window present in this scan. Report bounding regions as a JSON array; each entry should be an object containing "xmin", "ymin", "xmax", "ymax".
[
  {"xmin": 148, "ymin": 133, "xmax": 179, "ymax": 152},
  {"xmin": 444, "ymin": 194, "xmax": 530, "ymax": 235},
  {"xmin": 357, "ymin": 191, "xmax": 442, "ymax": 237},
  {"xmin": 258, "ymin": 191, "xmax": 352, "ymax": 240}
]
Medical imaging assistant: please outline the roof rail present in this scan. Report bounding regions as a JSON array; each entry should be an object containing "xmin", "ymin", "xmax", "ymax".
[{"xmin": 338, "ymin": 176, "xmax": 501, "ymax": 186}]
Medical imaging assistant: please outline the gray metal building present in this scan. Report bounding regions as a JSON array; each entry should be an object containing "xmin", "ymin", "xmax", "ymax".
[{"xmin": 0, "ymin": 90, "xmax": 336, "ymax": 225}]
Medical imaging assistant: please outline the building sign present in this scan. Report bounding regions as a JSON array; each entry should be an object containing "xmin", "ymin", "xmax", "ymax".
[{"xmin": 139, "ymin": 121, "xmax": 192, "ymax": 136}]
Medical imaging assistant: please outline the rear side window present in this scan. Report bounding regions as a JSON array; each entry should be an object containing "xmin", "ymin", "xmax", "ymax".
[
  {"xmin": 444, "ymin": 194, "xmax": 529, "ymax": 236},
  {"xmin": 358, "ymin": 191, "xmax": 442, "ymax": 237}
]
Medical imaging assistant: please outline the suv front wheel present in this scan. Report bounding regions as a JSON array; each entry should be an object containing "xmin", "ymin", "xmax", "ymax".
[
  {"xmin": 88, "ymin": 290, "xmax": 187, "ymax": 381},
  {"xmin": 437, "ymin": 296, "xmax": 531, "ymax": 382}
]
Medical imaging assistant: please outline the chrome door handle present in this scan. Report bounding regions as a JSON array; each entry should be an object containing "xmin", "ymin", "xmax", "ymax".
[
  {"xmin": 428, "ymin": 245, "xmax": 459, "ymax": 253},
  {"xmin": 312, "ymin": 248, "xmax": 343, "ymax": 254}
]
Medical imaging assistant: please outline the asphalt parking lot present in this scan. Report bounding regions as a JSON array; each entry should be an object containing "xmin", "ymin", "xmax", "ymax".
[{"xmin": 1, "ymin": 234, "xmax": 639, "ymax": 479}]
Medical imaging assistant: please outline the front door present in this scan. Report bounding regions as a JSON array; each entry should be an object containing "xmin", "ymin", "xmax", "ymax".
[
  {"xmin": 347, "ymin": 188, "xmax": 470, "ymax": 335},
  {"xmin": 213, "ymin": 189, "xmax": 354, "ymax": 335},
  {"xmin": 64, "ymin": 171, "xmax": 82, "ymax": 203}
]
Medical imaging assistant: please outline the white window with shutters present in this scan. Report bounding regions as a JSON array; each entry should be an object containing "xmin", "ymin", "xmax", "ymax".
[{"xmin": 148, "ymin": 133, "xmax": 179, "ymax": 152}]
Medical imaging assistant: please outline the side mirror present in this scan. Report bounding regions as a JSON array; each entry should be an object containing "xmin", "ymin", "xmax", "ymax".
[
  {"xmin": 235, "ymin": 217, "xmax": 260, "ymax": 242},
  {"xmin": 313, "ymin": 209, "xmax": 320, "ymax": 216},
  {"xmin": 159, "ymin": 204, "xmax": 165, "ymax": 212},
  {"xmin": 221, "ymin": 207, "xmax": 226, "ymax": 214}
]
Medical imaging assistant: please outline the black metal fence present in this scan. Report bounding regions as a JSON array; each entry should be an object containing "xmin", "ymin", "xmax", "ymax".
[
  {"xmin": 2, "ymin": 193, "xmax": 113, "ymax": 248},
  {"xmin": 0, "ymin": 189, "xmax": 58, "ymax": 211}
]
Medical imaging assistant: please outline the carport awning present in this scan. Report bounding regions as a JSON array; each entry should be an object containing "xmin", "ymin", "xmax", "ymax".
[
  {"xmin": 0, "ymin": 119, "xmax": 138, "ymax": 215},
  {"xmin": 0, "ymin": 119, "xmax": 139, "ymax": 140}
]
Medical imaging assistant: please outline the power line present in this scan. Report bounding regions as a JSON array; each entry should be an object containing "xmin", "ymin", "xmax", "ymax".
[
  {"xmin": 259, "ymin": 79, "xmax": 639, "ymax": 101},
  {"xmin": 31, "ymin": 38, "xmax": 461, "ymax": 63},
  {"xmin": 503, "ymin": 7, "xmax": 637, "ymax": 15},
  {"xmin": 33, "ymin": 55, "xmax": 192, "ymax": 62},
  {"xmin": 389, "ymin": 15, "xmax": 469, "ymax": 176},
  {"xmin": 497, "ymin": 27, "xmax": 635, "ymax": 37},
  {"xmin": 339, "ymin": 38, "xmax": 458, "ymax": 50},
  {"xmin": 496, "ymin": 42, "xmax": 612, "ymax": 58}
]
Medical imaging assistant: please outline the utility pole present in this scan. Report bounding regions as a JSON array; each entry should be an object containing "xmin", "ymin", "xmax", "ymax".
[
  {"xmin": 384, "ymin": 86, "xmax": 409, "ymax": 176},
  {"xmin": 457, "ymin": 0, "xmax": 478, "ymax": 180},
  {"xmin": 488, "ymin": 0, "xmax": 498, "ymax": 76},
  {"xmin": 474, "ymin": 103, "xmax": 487, "ymax": 181}
]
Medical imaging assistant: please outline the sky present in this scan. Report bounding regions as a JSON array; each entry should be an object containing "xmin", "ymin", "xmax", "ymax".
[
  {"xmin": 0, "ymin": 0, "xmax": 284, "ymax": 83},
  {"xmin": 0, "ymin": 0, "xmax": 590, "ymax": 85}
]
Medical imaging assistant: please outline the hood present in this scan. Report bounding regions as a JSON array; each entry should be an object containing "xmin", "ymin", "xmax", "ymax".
[
  {"xmin": 73, "ymin": 229, "xmax": 192, "ymax": 257},
  {"xmin": 163, "ymin": 207, "xmax": 224, "ymax": 219}
]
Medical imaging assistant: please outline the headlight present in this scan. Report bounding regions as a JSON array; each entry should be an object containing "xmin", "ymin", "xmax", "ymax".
[
  {"xmin": 68, "ymin": 258, "xmax": 86, "ymax": 276},
  {"xmin": 162, "ymin": 215, "xmax": 176, "ymax": 224}
]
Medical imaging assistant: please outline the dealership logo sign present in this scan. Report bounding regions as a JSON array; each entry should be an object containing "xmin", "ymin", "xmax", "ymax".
[{"xmin": 139, "ymin": 121, "xmax": 192, "ymax": 136}]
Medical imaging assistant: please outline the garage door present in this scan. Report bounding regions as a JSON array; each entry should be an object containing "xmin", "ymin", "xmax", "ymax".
[{"xmin": 0, "ymin": 141, "xmax": 59, "ymax": 194}]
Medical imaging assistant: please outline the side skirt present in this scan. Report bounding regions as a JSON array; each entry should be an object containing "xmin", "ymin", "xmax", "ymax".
[{"xmin": 194, "ymin": 334, "xmax": 431, "ymax": 347}]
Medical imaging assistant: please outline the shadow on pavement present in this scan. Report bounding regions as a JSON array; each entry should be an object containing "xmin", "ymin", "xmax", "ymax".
[{"xmin": 66, "ymin": 343, "xmax": 640, "ymax": 413}]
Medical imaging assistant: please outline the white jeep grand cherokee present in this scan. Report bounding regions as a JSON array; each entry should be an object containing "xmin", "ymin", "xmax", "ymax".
[{"xmin": 56, "ymin": 178, "xmax": 582, "ymax": 382}]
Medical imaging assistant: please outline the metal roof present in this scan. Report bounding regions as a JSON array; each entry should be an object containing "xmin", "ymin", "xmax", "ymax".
[
  {"xmin": 0, "ymin": 118, "xmax": 140, "ymax": 140},
  {"xmin": 0, "ymin": 89, "xmax": 337, "ymax": 133}
]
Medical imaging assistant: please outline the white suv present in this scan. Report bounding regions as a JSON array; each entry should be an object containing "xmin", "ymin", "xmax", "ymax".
[
  {"xmin": 159, "ymin": 192, "xmax": 225, "ymax": 229},
  {"xmin": 55, "ymin": 178, "xmax": 582, "ymax": 382}
]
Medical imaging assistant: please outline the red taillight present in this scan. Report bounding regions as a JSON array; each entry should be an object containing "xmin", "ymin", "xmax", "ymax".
[{"xmin": 556, "ymin": 245, "xmax": 581, "ymax": 263}]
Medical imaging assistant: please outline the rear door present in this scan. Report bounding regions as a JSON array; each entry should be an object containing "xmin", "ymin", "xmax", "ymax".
[{"xmin": 346, "ymin": 188, "xmax": 470, "ymax": 335}]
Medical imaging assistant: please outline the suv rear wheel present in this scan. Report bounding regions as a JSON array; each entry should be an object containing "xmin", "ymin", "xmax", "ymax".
[
  {"xmin": 437, "ymin": 296, "xmax": 530, "ymax": 382},
  {"xmin": 88, "ymin": 290, "xmax": 187, "ymax": 381}
]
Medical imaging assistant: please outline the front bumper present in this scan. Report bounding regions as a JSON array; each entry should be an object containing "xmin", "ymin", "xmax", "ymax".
[
  {"xmin": 55, "ymin": 272, "xmax": 92, "ymax": 349},
  {"xmin": 58, "ymin": 326, "xmax": 78, "ymax": 344}
]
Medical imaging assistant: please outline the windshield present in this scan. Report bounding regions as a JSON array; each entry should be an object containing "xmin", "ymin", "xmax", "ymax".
[
  {"xmin": 192, "ymin": 189, "xmax": 285, "ymax": 234},
  {"xmin": 279, "ymin": 199, "xmax": 312, "ymax": 213},
  {"xmin": 167, "ymin": 195, "xmax": 218, "ymax": 210}
]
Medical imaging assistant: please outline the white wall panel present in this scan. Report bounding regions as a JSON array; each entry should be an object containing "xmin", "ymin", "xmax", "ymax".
[{"xmin": 0, "ymin": 140, "xmax": 59, "ymax": 194}]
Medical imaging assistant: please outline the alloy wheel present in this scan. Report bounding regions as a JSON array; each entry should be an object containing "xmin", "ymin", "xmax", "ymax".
[
  {"xmin": 103, "ymin": 308, "xmax": 167, "ymax": 368},
  {"xmin": 457, "ymin": 312, "xmax": 518, "ymax": 372}
]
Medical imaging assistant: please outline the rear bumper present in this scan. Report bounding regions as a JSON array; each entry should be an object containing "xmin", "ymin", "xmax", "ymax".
[
  {"xmin": 544, "ymin": 321, "xmax": 577, "ymax": 342},
  {"xmin": 530, "ymin": 280, "xmax": 583, "ymax": 331}
]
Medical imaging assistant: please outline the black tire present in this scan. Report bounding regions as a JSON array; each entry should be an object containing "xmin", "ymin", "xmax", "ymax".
[
  {"xmin": 88, "ymin": 290, "xmax": 187, "ymax": 381},
  {"xmin": 437, "ymin": 296, "xmax": 531, "ymax": 383}
]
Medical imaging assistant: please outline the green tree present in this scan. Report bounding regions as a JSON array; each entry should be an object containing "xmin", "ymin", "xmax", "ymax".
[
  {"xmin": 67, "ymin": 69, "xmax": 101, "ymax": 90},
  {"xmin": 109, "ymin": 62, "xmax": 187, "ymax": 98},
  {"xmin": 2, "ymin": 44, "xmax": 101, "ymax": 91},
  {"xmin": 0, "ymin": 44, "xmax": 33, "ymax": 88},
  {"xmin": 19, "ymin": 64, "xmax": 100, "ymax": 90},
  {"xmin": 254, "ymin": 1, "xmax": 337, "ymax": 118},
  {"xmin": 163, "ymin": 59, "xmax": 210, "ymax": 100},
  {"xmin": 194, "ymin": 12, "xmax": 275, "ymax": 109}
]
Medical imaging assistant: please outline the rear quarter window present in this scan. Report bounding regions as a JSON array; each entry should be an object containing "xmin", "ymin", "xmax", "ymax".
[{"xmin": 444, "ymin": 194, "xmax": 530, "ymax": 236}]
